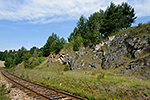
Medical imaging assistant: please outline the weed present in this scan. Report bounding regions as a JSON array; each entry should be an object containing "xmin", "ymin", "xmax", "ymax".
[
  {"xmin": 0, "ymin": 84, "xmax": 10, "ymax": 100},
  {"xmin": 91, "ymin": 70, "xmax": 97, "ymax": 75},
  {"xmin": 20, "ymin": 74, "xmax": 24, "ymax": 78},
  {"xmin": 0, "ymin": 84, "xmax": 5, "ymax": 92},
  {"xmin": 97, "ymin": 72, "xmax": 105, "ymax": 81},
  {"xmin": 128, "ymin": 30, "xmax": 133, "ymax": 37},
  {"xmin": 64, "ymin": 65, "xmax": 70, "ymax": 71},
  {"xmin": 144, "ymin": 91, "xmax": 149, "ymax": 97}
]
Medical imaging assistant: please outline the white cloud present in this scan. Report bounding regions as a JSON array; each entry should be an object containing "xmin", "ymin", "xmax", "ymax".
[
  {"xmin": 129, "ymin": 0, "xmax": 150, "ymax": 17},
  {"xmin": 0, "ymin": 0, "xmax": 149, "ymax": 24}
]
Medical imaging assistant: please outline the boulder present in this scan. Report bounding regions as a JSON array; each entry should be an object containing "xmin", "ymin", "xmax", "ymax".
[{"xmin": 125, "ymin": 54, "xmax": 150, "ymax": 72}]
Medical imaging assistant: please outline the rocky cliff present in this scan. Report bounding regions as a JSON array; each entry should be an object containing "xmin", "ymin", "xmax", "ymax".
[{"xmin": 48, "ymin": 23, "xmax": 150, "ymax": 79}]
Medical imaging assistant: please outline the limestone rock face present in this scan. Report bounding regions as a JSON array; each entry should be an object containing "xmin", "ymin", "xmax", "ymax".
[{"xmin": 47, "ymin": 32, "xmax": 150, "ymax": 73}]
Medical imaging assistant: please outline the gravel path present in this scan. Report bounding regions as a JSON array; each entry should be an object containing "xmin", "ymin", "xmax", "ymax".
[{"xmin": 0, "ymin": 61, "xmax": 5, "ymax": 67}]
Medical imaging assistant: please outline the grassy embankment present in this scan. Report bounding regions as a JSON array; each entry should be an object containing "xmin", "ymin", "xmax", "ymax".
[{"xmin": 8, "ymin": 56, "xmax": 150, "ymax": 99}]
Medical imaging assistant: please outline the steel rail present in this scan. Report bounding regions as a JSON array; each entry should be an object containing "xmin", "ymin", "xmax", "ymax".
[{"xmin": 0, "ymin": 69, "xmax": 87, "ymax": 100}]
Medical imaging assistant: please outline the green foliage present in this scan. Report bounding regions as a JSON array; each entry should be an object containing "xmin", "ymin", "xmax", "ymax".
[
  {"xmin": 3, "ymin": 47, "xmax": 28, "ymax": 68},
  {"xmin": 30, "ymin": 46, "xmax": 37, "ymax": 55},
  {"xmin": 128, "ymin": 29, "xmax": 134, "ymax": 38},
  {"xmin": 73, "ymin": 36, "xmax": 83, "ymax": 51},
  {"xmin": 50, "ymin": 37, "xmax": 66, "ymax": 54},
  {"xmin": 43, "ymin": 33, "xmax": 66, "ymax": 56},
  {"xmin": 100, "ymin": 2, "xmax": 136, "ymax": 37},
  {"xmin": 22, "ymin": 53, "xmax": 30, "ymax": 68},
  {"xmin": 4, "ymin": 56, "xmax": 12, "ymax": 68},
  {"xmin": 43, "ymin": 33, "xmax": 57, "ymax": 57},
  {"xmin": 0, "ymin": 84, "xmax": 10, "ymax": 100},
  {"xmin": 68, "ymin": 2, "xmax": 136, "ymax": 48},
  {"xmin": 29, "ymin": 46, "xmax": 43, "ymax": 57},
  {"xmin": 33, "ymin": 49, "xmax": 38, "ymax": 58},
  {"xmin": 38, "ymin": 51, "xmax": 43, "ymax": 57},
  {"xmin": 0, "ymin": 51, "xmax": 4, "ymax": 60},
  {"xmin": 22, "ymin": 57, "xmax": 46, "ymax": 69},
  {"xmin": 97, "ymin": 71, "xmax": 105, "ymax": 81},
  {"xmin": 1, "ymin": 50, "xmax": 8, "ymax": 61},
  {"xmin": 144, "ymin": 91, "xmax": 149, "ymax": 97}
]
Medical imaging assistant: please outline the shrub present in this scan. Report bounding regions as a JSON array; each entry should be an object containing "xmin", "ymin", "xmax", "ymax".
[
  {"xmin": 97, "ymin": 71, "xmax": 105, "ymax": 81},
  {"xmin": 128, "ymin": 30, "xmax": 133, "ymax": 38}
]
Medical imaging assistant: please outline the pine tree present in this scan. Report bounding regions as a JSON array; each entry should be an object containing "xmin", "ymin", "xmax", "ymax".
[
  {"xmin": 87, "ymin": 12, "xmax": 103, "ymax": 43},
  {"xmin": 121, "ymin": 2, "xmax": 137, "ymax": 28},
  {"xmin": 43, "ymin": 33, "xmax": 57, "ymax": 57},
  {"xmin": 77, "ymin": 15, "xmax": 87, "ymax": 38},
  {"xmin": 68, "ymin": 27, "xmax": 79, "ymax": 42},
  {"xmin": 100, "ymin": 2, "xmax": 119, "ymax": 36},
  {"xmin": 100, "ymin": 2, "xmax": 137, "ymax": 37}
]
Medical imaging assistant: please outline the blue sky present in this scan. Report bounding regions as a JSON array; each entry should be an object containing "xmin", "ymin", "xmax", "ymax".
[{"xmin": 0, "ymin": 0, "xmax": 150, "ymax": 51}]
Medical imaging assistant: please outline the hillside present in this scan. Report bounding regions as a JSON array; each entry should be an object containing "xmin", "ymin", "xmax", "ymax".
[
  {"xmin": 48, "ymin": 22, "xmax": 150, "ymax": 80},
  {"xmin": 8, "ymin": 23, "xmax": 150, "ymax": 99}
]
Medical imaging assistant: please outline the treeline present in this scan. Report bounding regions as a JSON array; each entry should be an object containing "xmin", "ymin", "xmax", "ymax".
[
  {"xmin": 68, "ymin": 2, "xmax": 136, "ymax": 51},
  {"xmin": 0, "ymin": 33, "xmax": 66, "ymax": 68},
  {"xmin": 0, "ymin": 52, "xmax": 4, "ymax": 60},
  {"xmin": 2, "ymin": 47, "xmax": 28, "ymax": 68}
]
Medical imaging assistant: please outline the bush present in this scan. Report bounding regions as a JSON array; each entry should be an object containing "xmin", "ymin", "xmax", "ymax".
[
  {"xmin": 128, "ymin": 30, "xmax": 133, "ymax": 38},
  {"xmin": 97, "ymin": 71, "xmax": 105, "ymax": 81}
]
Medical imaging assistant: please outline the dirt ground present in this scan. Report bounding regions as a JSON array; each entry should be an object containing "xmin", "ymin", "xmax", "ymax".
[{"xmin": 0, "ymin": 61, "xmax": 5, "ymax": 67}]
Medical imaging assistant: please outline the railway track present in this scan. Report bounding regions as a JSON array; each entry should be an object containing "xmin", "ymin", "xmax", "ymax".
[{"xmin": 0, "ymin": 69, "xmax": 87, "ymax": 100}]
